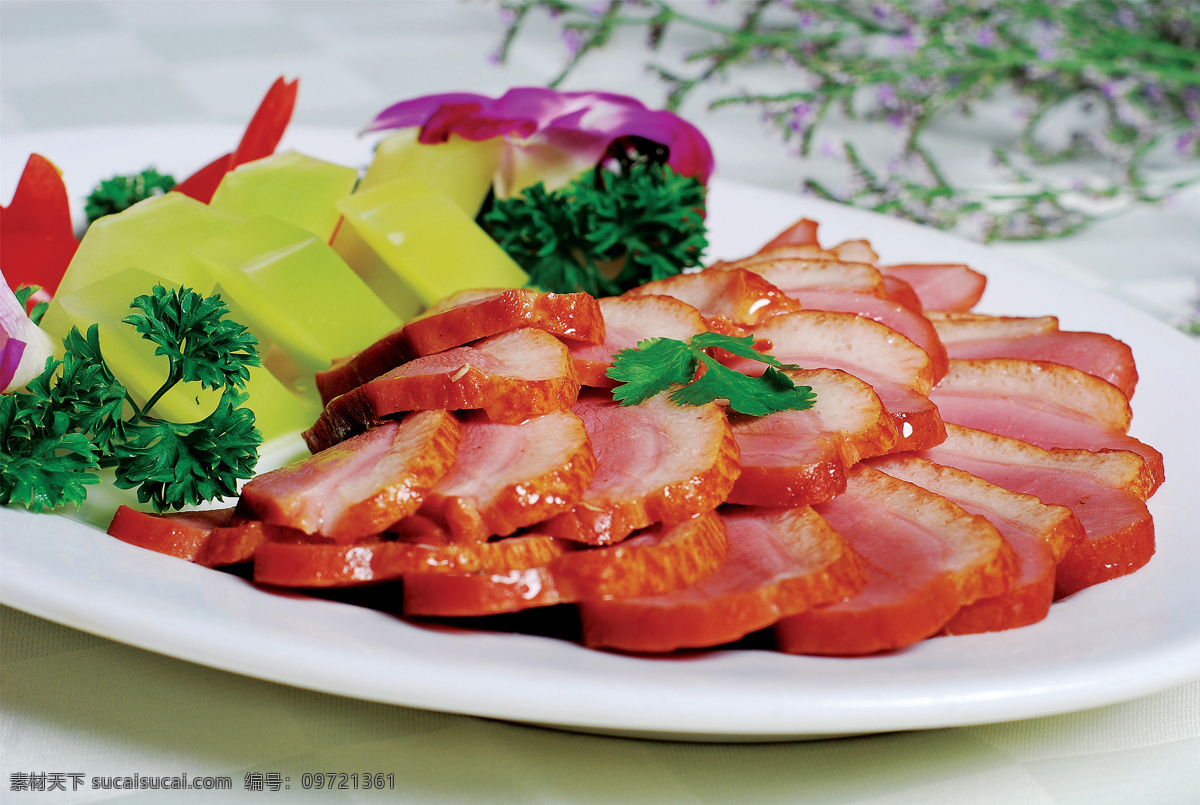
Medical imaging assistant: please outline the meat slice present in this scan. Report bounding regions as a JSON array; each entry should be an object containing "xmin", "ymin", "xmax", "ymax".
[
  {"xmin": 919, "ymin": 425, "xmax": 1156, "ymax": 599},
  {"xmin": 315, "ymin": 289, "xmax": 604, "ymax": 403},
  {"xmin": 254, "ymin": 532, "xmax": 569, "ymax": 588},
  {"xmin": 775, "ymin": 465, "xmax": 1018, "ymax": 655},
  {"xmin": 785, "ymin": 288, "xmax": 949, "ymax": 382},
  {"xmin": 727, "ymin": 368, "xmax": 898, "ymax": 507},
  {"xmin": 622, "ymin": 268, "xmax": 801, "ymax": 335},
  {"xmin": 107, "ymin": 506, "xmax": 236, "ymax": 561},
  {"xmin": 879, "ymin": 264, "xmax": 987, "ymax": 312},
  {"xmin": 305, "ymin": 327, "xmax": 580, "ymax": 450},
  {"xmin": 578, "ymin": 505, "xmax": 867, "ymax": 653},
  {"xmin": 242, "ymin": 410, "xmax": 462, "ymax": 541},
  {"xmin": 929, "ymin": 312, "xmax": 1138, "ymax": 399},
  {"xmin": 868, "ymin": 454, "xmax": 1085, "ymax": 634},
  {"xmin": 541, "ymin": 390, "xmax": 740, "ymax": 545},
  {"xmin": 418, "ymin": 410, "xmax": 596, "ymax": 542},
  {"xmin": 880, "ymin": 275, "xmax": 923, "ymax": 312},
  {"xmin": 754, "ymin": 218, "xmax": 828, "ymax": 254},
  {"xmin": 930, "ymin": 358, "xmax": 1163, "ymax": 491},
  {"xmin": 551, "ymin": 511, "xmax": 728, "ymax": 601},
  {"xmin": 569, "ymin": 295, "xmax": 707, "ymax": 387},
  {"xmin": 748, "ymin": 310, "xmax": 944, "ymax": 451},
  {"xmin": 402, "ymin": 511, "xmax": 730, "ymax": 618},
  {"xmin": 716, "ymin": 256, "xmax": 886, "ymax": 296}
]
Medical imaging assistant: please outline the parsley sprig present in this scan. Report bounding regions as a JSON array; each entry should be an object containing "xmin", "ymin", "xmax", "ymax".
[
  {"xmin": 84, "ymin": 168, "xmax": 176, "ymax": 225},
  {"xmin": 0, "ymin": 285, "xmax": 263, "ymax": 513},
  {"xmin": 484, "ymin": 157, "xmax": 707, "ymax": 296},
  {"xmin": 607, "ymin": 332, "xmax": 817, "ymax": 416}
]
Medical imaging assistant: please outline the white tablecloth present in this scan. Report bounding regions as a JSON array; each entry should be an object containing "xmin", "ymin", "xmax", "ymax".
[{"xmin": 2, "ymin": 2, "xmax": 1198, "ymax": 802}]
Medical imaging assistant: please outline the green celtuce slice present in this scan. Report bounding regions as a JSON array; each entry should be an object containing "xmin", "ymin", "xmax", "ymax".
[
  {"xmin": 53, "ymin": 267, "xmax": 319, "ymax": 443},
  {"xmin": 189, "ymin": 215, "xmax": 402, "ymax": 392},
  {"xmin": 209, "ymin": 150, "xmax": 359, "ymax": 241},
  {"xmin": 334, "ymin": 177, "xmax": 527, "ymax": 309},
  {"xmin": 40, "ymin": 193, "xmax": 240, "ymax": 341},
  {"xmin": 358, "ymin": 129, "xmax": 503, "ymax": 218}
]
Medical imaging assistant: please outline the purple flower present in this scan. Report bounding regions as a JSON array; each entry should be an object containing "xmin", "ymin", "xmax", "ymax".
[
  {"xmin": 975, "ymin": 27, "xmax": 997, "ymax": 48},
  {"xmin": 365, "ymin": 87, "xmax": 715, "ymax": 197},
  {"xmin": 877, "ymin": 84, "xmax": 897, "ymax": 108},
  {"xmin": 1177, "ymin": 131, "xmax": 1199, "ymax": 155},
  {"xmin": 0, "ymin": 273, "xmax": 53, "ymax": 394}
]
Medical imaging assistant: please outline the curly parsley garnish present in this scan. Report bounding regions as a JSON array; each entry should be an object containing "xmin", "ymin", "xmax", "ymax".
[
  {"xmin": 84, "ymin": 168, "xmax": 176, "ymax": 225},
  {"xmin": 0, "ymin": 285, "xmax": 263, "ymax": 513},
  {"xmin": 484, "ymin": 158, "xmax": 707, "ymax": 296},
  {"xmin": 607, "ymin": 332, "xmax": 817, "ymax": 417}
]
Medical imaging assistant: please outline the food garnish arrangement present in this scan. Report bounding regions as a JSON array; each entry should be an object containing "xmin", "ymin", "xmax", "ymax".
[{"xmin": 1, "ymin": 79, "xmax": 1163, "ymax": 657}]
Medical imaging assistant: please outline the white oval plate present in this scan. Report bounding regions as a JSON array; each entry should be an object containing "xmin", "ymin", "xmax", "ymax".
[{"xmin": 2, "ymin": 127, "xmax": 1199, "ymax": 741}]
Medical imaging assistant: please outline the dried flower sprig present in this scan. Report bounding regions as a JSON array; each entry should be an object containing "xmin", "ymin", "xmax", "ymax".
[{"xmin": 493, "ymin": 0, "xmax": 1200, "ymax": 243}]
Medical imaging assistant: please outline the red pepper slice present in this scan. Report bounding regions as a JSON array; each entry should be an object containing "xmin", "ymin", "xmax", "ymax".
[
  {"xmin": 1, "ymin": 154, "xmax": 79, "ymax": 294},
  {"xmin": 174, "ymin": 76, "xmax": 300, "ymax": 204}
]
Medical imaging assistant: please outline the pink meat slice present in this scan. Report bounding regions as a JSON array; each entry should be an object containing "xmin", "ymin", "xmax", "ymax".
[
  {"xmin": 727, "ymin": 368, "xmax": 898, "ymax": 507},
  {"xmin": 775, "ymin": 464, "xmax": 1018, "ymax": 656},
  {"xmin": 315, "ymin": 289, "xmax": 604, "ymax": 403},
  {"xmin": 541, "ymin": 390, "xmax": 740, "ymax": 545},
  {"xmin": 304, "ymin": 327, "xmax": 580, "ymax": 451},
  {"xmin": 746, "ymin": 310, "xmax": 945, "ymax": 451},
  {"xmin": 879, "ymin": 264, "xmax": 987, "ymax": 312},
  {"xmin": 786, "ymin": 288, "xmax": 949, "ymax": 382},
  {"xmin": 622, "ymin": 268, "xmax": 801, "ymax": 334},
  {"xmin": 919, "ymin": 425, "xmax": 1155, "ymax": 599},
  {"xmin": 929, "ymin": 358, "xmax": 1163, "ymax": 491},
  {"xmin": 570, "ymin": 295, "xmax": 707, "ymax": 387},
  {"xmin": 418, "ymin": 410, "xmax": 596, "ymax": 541},
  {"xmin": 717, "ymin": 256, "xmax": 886, "ymax": 296},
  {"xmin": 578, "ymin": 506, "xmax": 867, "ymax": 653},
  {"xmin": 241, "ymin": 410, "xmax": 462, "ymax": 541},
  {"xmin": 868, "ymin": 453, "xmax": 1085, "ymax": 634},
  {"xmin": 929, "ymin": 312, "xmax": 1138, "ymax": 399}
]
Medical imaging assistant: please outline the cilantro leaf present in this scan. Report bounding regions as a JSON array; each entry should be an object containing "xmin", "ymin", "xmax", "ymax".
[
  {"xmin": 606, "ymin": 332, "xmax": 817, "ymax": 416},
  {"xmin": 607, "ymin": 338, "xmax": 698, "ymax": 404},
  {"xmin": 123, "ymin": 285, "xmax": 260, "ymax": 392},
  {"xmin": 114, "ymin": 388, "xmax": 261, "ymax": 512}
]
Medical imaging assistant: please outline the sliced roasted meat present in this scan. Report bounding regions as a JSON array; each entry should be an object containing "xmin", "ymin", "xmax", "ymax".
[
  {"xmin": 880, "ymin": 275, "xmax": 923, "ymax": 312},
  {"xmin": 305, "ymin": 327, "xmax": 581, "ymax": 450},
  {"xmin": 578, "ymin": 505, "xmax": 866, "ymax": 653},
  {"xmin": 919, "ymin": 424, "xmax": 1156, "ymax": 599},
  {"xmin": 930, "ymin": 358, "xmax": 1163, "ymax": 490},
  {"xmin": 754, "ymin": 218, "xmax": 828, "ymax": 254},
  {"xmin": 775, "ymin": 464, "xmax": 1018, "ymax": 655},
  {"xmin": 868, "ymin": 454, "xmax": 1085, "ymax": 635},
  {"xmin": 107, "ymin": 506, "xmax": 237, "ymax": 561},
  {"xmin": 242, "ymin": 410, "xmax": 462, "ymax": 541},
  {"xmin": 569, "ymin": 295, "xmax": 707, "ymax": 387},
  {"xmin": 315, "ymin": 289, "xmax": 604, "ymax": 403},
  {"xmin": 623, "ymin": 268, "xmax": 801, "ymax": 335},
  {"xmin": 747, "ymin": 310, "xmax": 944, "ymax": 451},
  {"xmin": 542, "ymin": 390, "xmax": 740, "ymax": 545},
  {"xmin": 727, "ymin": 368, "xmax": 898, "ymax": 507},
  {"xmin": 418, "ymin": 410, "xmax": 596, "ymax": 542},
  {"xmin": 785, "ymin": 288, "xmax": 949, "ymax": 382},
  {"xmin": 929, "ymin": 312, "xmax": 1138, "ymax": 399},
  {"xmin": 402, "ymin": 511, "xmax": 730, "ymax": 618},
  {"xmin": 254, "ymin": 531, "xmax": 569, "ymax": 589},
  {"xmin": 550, "ymin": 511, "xmax": 728, "ymax": 601},
  {"xmin": 879, "ymin": 263, "xmax": 987, "ymax": 312},
  {"xmin": 716, "ymin": 256, "xmax": 886, "ymax": 296}
]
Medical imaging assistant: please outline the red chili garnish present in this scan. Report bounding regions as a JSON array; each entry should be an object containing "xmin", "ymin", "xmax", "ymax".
[
  {"xmin": 0, "ymin": 154, "xmax": 80, "ymax": 295},
  {"xmin": 174, "ymin": 76, "xmax": 300, "ymax": 204}
]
